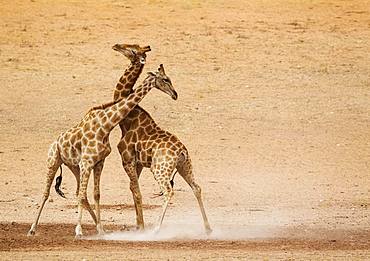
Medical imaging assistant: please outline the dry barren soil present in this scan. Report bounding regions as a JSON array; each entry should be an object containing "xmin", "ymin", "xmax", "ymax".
[{"xmin": 0, "ymin": 0, "xmax": 369, "ymax": 259}]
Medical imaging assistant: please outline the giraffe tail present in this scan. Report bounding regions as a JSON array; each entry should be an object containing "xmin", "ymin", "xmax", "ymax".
[
  {"xmin": 55, "ymin": 166, "xmax": 66, "ymax": 198},
  {"xmin": 170, "ymin": 171, "xmax": 176, "ymax": 188}
]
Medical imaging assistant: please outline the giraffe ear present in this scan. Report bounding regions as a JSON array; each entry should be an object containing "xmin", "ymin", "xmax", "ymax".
[
  {"xmin": 158, "ymin": 64, "xmax": 165, "ymax": 74},
  {"xmin": 147, "ymin": 72, "xmax": 155, "ymax": 77}
]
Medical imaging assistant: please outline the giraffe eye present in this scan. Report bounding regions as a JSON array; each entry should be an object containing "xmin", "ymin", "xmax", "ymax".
[{"xmin": 139, "ymin": 56, "xmax": 146, "ymax": 64}]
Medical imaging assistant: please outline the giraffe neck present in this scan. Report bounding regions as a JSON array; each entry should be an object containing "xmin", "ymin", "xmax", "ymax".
[
  {"xmin": 113, "ymin": 61, "xmax": 144, "ymax": 101},
  {"xmin": 106, "ymin": 75, "xmax": 155, "ymax": 130}
]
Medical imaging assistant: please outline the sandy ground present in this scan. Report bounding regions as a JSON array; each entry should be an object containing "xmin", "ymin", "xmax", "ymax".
[{"xmin": 0, "ymin": 0, "xmax": 369, "ymax": 259}]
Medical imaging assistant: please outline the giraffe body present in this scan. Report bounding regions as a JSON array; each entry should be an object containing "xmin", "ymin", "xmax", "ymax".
[
  {"xmin": 28, "ymin": 64, "xmax": 177, "ymax": 237},
  {"xmin": 118, "ymin": 108, "xmax": 186, "ymax": 170}
]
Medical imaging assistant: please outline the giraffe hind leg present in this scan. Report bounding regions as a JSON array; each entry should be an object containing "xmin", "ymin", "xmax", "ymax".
[
  {"xmin": 28, "ymin": 142, "xmax": 61, "ymax": 236},
  {"xmin": 177, "ymin": 157, "xmax": 212, "ymax": 234}
]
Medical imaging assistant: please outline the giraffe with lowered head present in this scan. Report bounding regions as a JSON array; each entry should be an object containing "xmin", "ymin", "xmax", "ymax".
[
  {"xmin": 27, "ymin": 63, "xmax": 177, "ymax": 238},
  {"xmin": 112, "ymin": 44, "xmax": 212, "ymax": 233}
]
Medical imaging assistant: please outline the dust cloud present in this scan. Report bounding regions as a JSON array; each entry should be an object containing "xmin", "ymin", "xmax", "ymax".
[{"xmin": 87, "ymin": 223, "xmax": 276, "ymax": 241}]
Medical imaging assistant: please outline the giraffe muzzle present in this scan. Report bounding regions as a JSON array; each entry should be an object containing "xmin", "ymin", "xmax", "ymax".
[
  {"xmin": 112, "ymin": 44, "xmax": 121, "ymax": 51},
  {"xmin": 112, "ymin": 44, "xmax": 128, "ymax": 55},
  {"xmin": 171, "ymin": 90, "xmax": 178, "ymax": 100}
]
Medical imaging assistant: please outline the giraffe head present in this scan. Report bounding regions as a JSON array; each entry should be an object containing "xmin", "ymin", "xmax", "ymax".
[
  {"xmin": 148, "ymin": 64, "xmax": 178, "ymax": 100},
  {"xmin": 112, "ymin": 43, "xmax": 151, "ymax": 64}
]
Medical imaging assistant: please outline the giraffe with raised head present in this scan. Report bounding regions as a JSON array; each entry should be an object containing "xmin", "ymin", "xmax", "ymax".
[
  {"xmin": 112, "ymin": 44, "xmax": 212, "ymax": 234},
  {"xmin": 52, "ymin": 43, "xmax": 151, "ymax": 198},
  {"xmin": 27, "ymin": 64, "xmax": 177, "ymax": 238}
]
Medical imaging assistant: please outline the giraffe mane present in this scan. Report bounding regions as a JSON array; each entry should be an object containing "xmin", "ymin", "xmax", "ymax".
[{"xmin": 87, "ymin": 98, "xmax": 123, "ymax": 114}]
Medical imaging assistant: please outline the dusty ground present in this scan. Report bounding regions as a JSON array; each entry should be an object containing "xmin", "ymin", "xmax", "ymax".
[{"xmin": 0, "ymin": 0, "xmax": 369, "ymax": 259}]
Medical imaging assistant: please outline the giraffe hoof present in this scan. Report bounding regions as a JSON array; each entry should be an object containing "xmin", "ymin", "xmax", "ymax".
[
  {"xmin": 136, "ymin": 224, "xmax": 145, "ymax": 231},
  {"xmin": 74, "ymin": 234, "xmax": 83, "ymax": 240},
  {"xmin": 137, "ymin": 227, "xmax": 145, "ymax": 232},
  {"xmin": 153, "ymin": 226, "xmax": 161, "ymax": 234},
  {"xmin": 75, "ymin": 224, "xmax": 83, "ymax": 239},
  {"xmin": 27, "ymin": 230, "xmax": 35, "ymax": 236},
  {"xmin": 27, "ymin": 224, "xmax": 36, "ymax": 236},
  {"xmin": 206, "ymin": 228, "xmax": 213, "ymax": 235},
  {"xmin": 97, "ymin": 225, "xmax": 105, "ymax": 235}
]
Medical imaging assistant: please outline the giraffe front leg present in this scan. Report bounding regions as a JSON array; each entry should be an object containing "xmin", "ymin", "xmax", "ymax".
[{"xmin": 93, "ymin": 160, "xmax": 105, "ymax": 235}]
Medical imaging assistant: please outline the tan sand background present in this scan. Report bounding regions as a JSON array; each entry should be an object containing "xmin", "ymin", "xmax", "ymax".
[{"xmin": 0, "ymin": 0, "xmax": 369, "ymax": 259}]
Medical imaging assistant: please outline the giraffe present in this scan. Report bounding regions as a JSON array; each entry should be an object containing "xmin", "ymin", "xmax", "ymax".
[
  {"xmin": 27, "ymin": 64, "xmax": 177, "ymax": 238},
  {"xmin": 53, "ymin": 43, "xmax": 151, "ymax": 197},
  {"xmin": 112, "ymin": 46, "xmax": 212, "ymax": 234}
]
